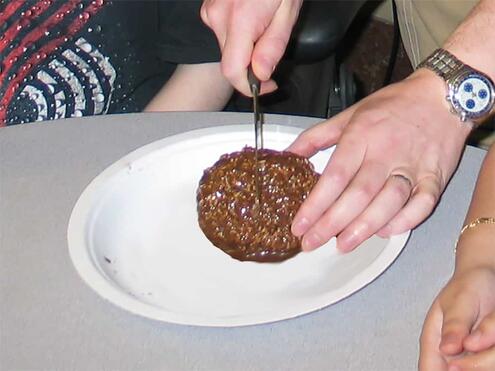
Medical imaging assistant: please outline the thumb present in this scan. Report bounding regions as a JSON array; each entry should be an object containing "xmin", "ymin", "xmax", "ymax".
[
  {"xmin": 286, "ymin": 106, "xmax": 355, "ymax": 157},
  {"xmin": 439, "ymin": 291, "xmax": 479, "ymax": 356},
  {"xmin": 419, "ymin": 301, "xmax": 449, "ymax": 371}
]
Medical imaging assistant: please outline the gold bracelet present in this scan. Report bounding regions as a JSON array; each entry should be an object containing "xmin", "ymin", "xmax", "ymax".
[{"xmin": 455, "ymin": 217, "xmax": 495, "ymax": 254}]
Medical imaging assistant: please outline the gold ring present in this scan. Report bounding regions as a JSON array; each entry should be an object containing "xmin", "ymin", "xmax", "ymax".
[{"xmin": 390, "ymin": 173, "xmax": 413, "ymax": 188}]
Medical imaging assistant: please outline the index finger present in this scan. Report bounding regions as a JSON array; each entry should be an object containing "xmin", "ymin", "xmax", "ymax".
[
  {"xmin": 286, "ymin": 107, "xmax": 355, "ymax": 157},
  {"xmin": 291, "ymin": 133, "xmax": 366, "ymax": 238},
  {"xmin": 221, "ymin": 18, "xmax": 256, "ymax": 95},
  {"xmin": 221, "ymin": 24, "xmax": 279, "ymax": 95}
]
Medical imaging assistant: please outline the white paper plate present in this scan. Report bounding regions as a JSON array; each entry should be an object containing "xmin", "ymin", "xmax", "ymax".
[{"xmin": 68, "ymin": 124, "xmax": 410, "ymax": 327}]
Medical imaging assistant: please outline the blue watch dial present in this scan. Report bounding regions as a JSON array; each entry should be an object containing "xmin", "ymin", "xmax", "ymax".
[{"xmin": 452, "ymin": 73, "xmax": 494, "ymax": 119}]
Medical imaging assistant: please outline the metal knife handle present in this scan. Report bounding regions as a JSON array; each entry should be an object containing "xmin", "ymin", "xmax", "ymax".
[
  {"xmin": 247, "ymin": 67, "xmax": 261, "ymax": 95},
  {"xmin": 247, "ymin": 67, "xmax": 263, "ymax": 150}
]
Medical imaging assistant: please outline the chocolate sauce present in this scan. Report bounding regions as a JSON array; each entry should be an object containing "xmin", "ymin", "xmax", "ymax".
[{"xmin": 197, "ymin": 147, "xmax": 319, "ymax": 263}]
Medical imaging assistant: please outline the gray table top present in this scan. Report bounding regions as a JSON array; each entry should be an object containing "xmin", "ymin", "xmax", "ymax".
[{"xmin": 0, "ymin": 112, "xmax": 486, "ymax": 371}]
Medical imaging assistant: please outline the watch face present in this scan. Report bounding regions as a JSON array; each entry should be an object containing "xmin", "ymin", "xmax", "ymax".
[{"xmin": 451, "ymin": 72, "xmax": 495, "ymax": 120}]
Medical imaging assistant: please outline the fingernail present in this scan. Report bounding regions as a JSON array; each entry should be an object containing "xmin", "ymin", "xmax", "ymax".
[
  {"xmin": 440, "ymin": 333, "xmax": 457, "ymax": 347},
  {"xmin": 378, "ymin": 224, "xmax": 392, "ymax": 238},
  {"xmin": 302, "ymin": 232, "xmax": 322, "ymax": 252},
  {"xmin": 337, "ymin": 233, "xmax": 358, "ymax": 253},
  {"xmin": 253, "ymin": 59, "xmax": 272, "ymax": 81},
  {"xmin": 468, "ymin": 330, "xmax": 481, "ymax": 342},
  {"xmin": 292, "ymin": 217, "xmax": 310, "ymax": 236},
  {"xmin": 261, "ymin": 61, "xmax": 275, "ymax": 79},
  {"xmin": 440, "ymin": 334, "xmax": 464, "ymax": 355},
  {"xmin": 448, "ymin": 365, "xmax": 460, "ymax": 371}
]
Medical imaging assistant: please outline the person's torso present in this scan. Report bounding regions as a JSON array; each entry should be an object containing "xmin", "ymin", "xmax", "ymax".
[
  {"xmin": 396, "ymin": 0, "xmax": 478, "ymax": 67},
  {"xmin": 0, "ymin": 0, "xmax": 170, "ymax": 126}
]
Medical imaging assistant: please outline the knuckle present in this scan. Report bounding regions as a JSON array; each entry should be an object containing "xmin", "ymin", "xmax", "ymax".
[
  {"xmin": 297, "ymin": 130, "xmax": 312, "ymax": 145},
  {"xmin": 220, "ymin": 62, "xmax": 238, "ymax": 81},
  {"xmin": 441, "ymin": 319, "xmax": 464, "ymax": 334},
  {"xmin": 200, "ymin": 6, "xmax": 208, "ymax": 24},
  {"xmin": 325, "ymin": 166, "xmax": 348, "ymax": 189},
  {"xmin": 229, "ymin": 3, "xmax": 264, "ymax": 33},
  {"xmin": 390, "ymin": 182, "xmax": 411, "ymax": 200},
  {"xmin": 428, "ymin": 173, "xmax": 444, "ymax": 192},
  {"xmin": 204, "ymin": 4, "xmax": 224, "ymax": 27},
  {"xmin": 418, "ymin": 191, "xmax": 438, "ymax": 211},
  {"xmin": 353, "ymin": 184, "xmax": 375, "ymax": 202}
]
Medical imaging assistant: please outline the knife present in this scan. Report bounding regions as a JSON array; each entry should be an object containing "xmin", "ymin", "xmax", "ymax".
[{"xmin": 247, "ymin": 67, "xmax": 263, "ymax": 209}]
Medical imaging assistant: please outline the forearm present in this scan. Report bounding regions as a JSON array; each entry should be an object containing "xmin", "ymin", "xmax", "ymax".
[
  {"xmin": 408, "ymin": 1, "xmax": 495, "ymax": 159},
  {"xmin": 443, "ymin": 0, "xmax": 495, "ymax": 81},
  {"xmin": 455, "ymin": 144, "xmax": 495, "ymax": 273},
  {"xmin": 436, "ymin": 1, "xmax": 495, "ymax": 260},
  {"xmin": 144, "ymin": 63, "xmax": 233, "ymax": 112}
]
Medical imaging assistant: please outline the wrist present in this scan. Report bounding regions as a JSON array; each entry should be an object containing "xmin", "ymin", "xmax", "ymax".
[
  {"xmin": 455, "ymin": 226, "xmax": 495, "ymax": 275},
  {"xmin": 407, "ymin": 68, "xmax": 473, "ymax": 140},
  {"xmin": 444, "ymin": 46, "xmax": 495, "ymax": 125},
  {"xmin": 416, "ymin": 48, "xmax": 495, "ymax": 128}
]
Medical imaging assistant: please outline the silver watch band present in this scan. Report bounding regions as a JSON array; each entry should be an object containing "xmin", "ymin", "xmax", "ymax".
[
  {"xmin": 418, "ymin": 48, "xmax": 495, "ymax": 125},
  {"xmin": 417, "ymin": 49, "xmax": 465, "ymax": 80}
]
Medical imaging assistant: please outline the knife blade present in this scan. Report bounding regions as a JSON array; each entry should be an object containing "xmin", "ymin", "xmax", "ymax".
[{"xmin": 247, "ymin": 67, "xmax": 263, "ymax": 210}]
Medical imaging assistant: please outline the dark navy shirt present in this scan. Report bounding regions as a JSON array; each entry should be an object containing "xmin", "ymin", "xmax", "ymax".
[{"xmin": 0, "ymin": 0, "xmax": 219, "ymax": 126}]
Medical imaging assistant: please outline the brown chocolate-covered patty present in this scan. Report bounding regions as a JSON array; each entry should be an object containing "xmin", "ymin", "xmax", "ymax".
[{"xmin": 197, "ymin": 147, "xmax": 319, "ymax": 262}]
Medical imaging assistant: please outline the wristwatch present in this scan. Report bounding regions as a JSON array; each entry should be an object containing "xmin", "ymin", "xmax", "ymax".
[{"xmin": 418, "ymin": 48, "xmax": 495, "ymax": 125}]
